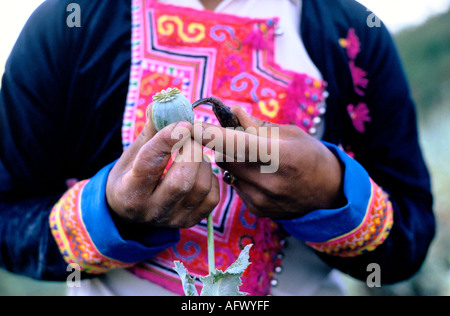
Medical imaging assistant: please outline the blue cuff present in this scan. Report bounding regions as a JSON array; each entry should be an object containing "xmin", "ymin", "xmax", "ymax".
[
  {"xmin": 80, "ymin": 161, "xmax": 180, "ymax": 263},
  {"xmin": 277, "ymin": 142, "xmax": 372, "ymax": 243}
]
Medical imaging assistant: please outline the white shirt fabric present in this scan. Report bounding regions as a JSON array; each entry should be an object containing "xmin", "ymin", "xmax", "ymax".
[
  {"xmin": 68, "ymin": 0, "xmax": 347, "ymax": 296},
  {"xmin": 159, "ymin": 0, "xmax": 322, "ymax": 78}
]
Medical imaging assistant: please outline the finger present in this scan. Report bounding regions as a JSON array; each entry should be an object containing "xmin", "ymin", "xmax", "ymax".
[
  {"xmin": 230, "ymin": 105, "xmax": 281, "ymax": 136},
  {"xmin": 152, "ymin": 159, "xmax": 220, "ymax": 229},
  {"xmin": 216, "ymin": 160, "xmax": 260, "ymax": 183},
  {"xmin": 233, "ymin": 179, "xmax": 280, "ymax": 218},
  {"xmin": 150, "ymin": 139, "xmax": 202, "ymax": 209},
  {"xmin": 180, "ymin": 159, "xmax": 214, "ymax": 208},
  {"xmin": 231, "ymin": 106, "xmax": 298, "ymax": 146},
  {"xmin": 183, "ymin": 172, "xmax": 220, "ymax": 228},
  {"xmin": 232, "ymin": 106, "xmax": 309, "ymax": 140},
  {"xmin": 217, "ymin": 158, "xmax": 278, "ymax": 194},
  {"xmin": 194, "ymin": 122, "xmax": 259, "ymax": 161},
  {"xmin": 235, "ymin": 176, "xmax": 307, "ymax": 220},
  {"xmin": 229, "ymin": 105, "xmax": 263, "ymax": 130},
  {"xmin": 195, "ymin": 121, "xmax": 280, "ymax": 172},
  {"xmin": 119, "ymin": 103, "xmax": 159, "ymax": 167},
  {"xmin": 130, "ymin": 121, "xmax": 193, "ymax": 189}
]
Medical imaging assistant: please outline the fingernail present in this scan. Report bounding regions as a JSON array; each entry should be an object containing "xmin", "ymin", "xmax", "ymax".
[
  {"xmin": 146, "ymin": 103, "xmax": 153, "ymax": 120},
  {"xmin": 194, "ymin": 121, "xmax": 205, "ymax": 133},
  {"xmin": 193, "ymin": 122, "xmax": 205, "ymax": 143},
  {"xmin": 174, "ymin": 120, "xmax": 193, "ymax": 130}
]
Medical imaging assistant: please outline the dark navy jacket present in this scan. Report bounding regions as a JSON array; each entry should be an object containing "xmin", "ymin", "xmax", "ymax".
[{"xmin": 0, "ymin": 0, "xmax": 434, "ymax": 284}]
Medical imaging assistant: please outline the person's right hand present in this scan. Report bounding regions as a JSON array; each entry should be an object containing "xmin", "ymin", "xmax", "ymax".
[{"xmin": 106, "ymin": 106, "xmax": 220, "ymax": 229}]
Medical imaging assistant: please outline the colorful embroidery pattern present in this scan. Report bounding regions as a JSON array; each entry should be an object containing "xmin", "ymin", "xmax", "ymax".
[
  {"xmin": 124, "ymin": 0, "xmax": 327, "ymax": 296},
  {"xmin": 339, "ymin": 28, "xmax": 360, "ymax": 60},
  {"xmin": 49, "ymin": 181, "xmax": 133, "ymax": 274},
  {"xmin": 48, "ymin": 2, "xmax": 394, "ymax": 295},
  {"xmin": 306, "ymin": 179, "xmax": 394, "ymax": 257},
  {"xmin": 347, "ymin": 102, "xmax": 371, "ymax": 133},
  {"xmin": 340, "ymin": 28, "xmax": 371, "ymax": 133},
  {"xmin": 123, "ymin": 0, "xmax": 327, "ymax": 147}
]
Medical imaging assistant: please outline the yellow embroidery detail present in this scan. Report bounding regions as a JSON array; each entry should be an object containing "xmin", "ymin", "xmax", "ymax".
[
  {"xmin": 158, "ymin": 15, "xmax": 206, "ymax": 43},
  {"xmin": 306, "ymin": 179, "xmax": 394, "ymax": 257},
  {"xmin": 259, "ymin": 99, "xmax": 280, "ymax": 118}
]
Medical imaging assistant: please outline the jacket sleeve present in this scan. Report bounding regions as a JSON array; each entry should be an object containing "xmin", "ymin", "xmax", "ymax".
[
  {"xmin": 281, "ymin": 0, "xmax": 435, "ymax": 284},
  {"xmin": 0, "ymin": 0, "xmax": 178, "ymax": 281},
  {"xmin": 335, "ymin": 14, "xmax": 435, "ymax": 283}
]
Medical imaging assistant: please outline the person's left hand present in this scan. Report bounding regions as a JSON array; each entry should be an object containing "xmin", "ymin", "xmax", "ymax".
[{"xmin": 194, "ymin": 106, "xmax": 345, "ymax": 220}]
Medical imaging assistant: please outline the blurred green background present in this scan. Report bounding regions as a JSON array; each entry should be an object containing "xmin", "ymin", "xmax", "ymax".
[{"xmin": 0, "ymin": 5, "xmax": 449, "ymax": 296}]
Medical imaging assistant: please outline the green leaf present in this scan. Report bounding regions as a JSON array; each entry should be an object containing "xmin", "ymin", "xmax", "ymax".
[
  {"xmin": 225, "ymin": 244, "xmax": 252, "ymax": 275},
  {"xmin": 173, "ymin": 261, "xmax": 199, "ymax": 296},
  {"xmin": 199, "ymin": 244, "xmax": 252, "ymax": 296}
]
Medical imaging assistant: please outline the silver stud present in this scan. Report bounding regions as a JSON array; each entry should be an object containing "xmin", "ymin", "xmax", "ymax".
[{"xmin": 270, "ymin": 279, "xmax": 279, "ymax": 287}]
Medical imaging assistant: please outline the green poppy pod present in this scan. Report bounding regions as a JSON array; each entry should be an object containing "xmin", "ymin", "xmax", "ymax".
[{"xmin": 151, "ymin": 88, "xmax": 195, "ymax": 131}]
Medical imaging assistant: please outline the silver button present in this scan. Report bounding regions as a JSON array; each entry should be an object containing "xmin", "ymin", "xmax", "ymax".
[{"xmin": 270, "ymin": 279, "xmax": 279, "ymax": 287}]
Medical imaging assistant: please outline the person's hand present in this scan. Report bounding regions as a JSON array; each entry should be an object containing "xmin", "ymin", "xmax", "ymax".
[
  {"xmin": 195, "ymin": 106, "xmax": 345, "ymax": 220},
  {"xmin": 106, "ymin": 105, "xmax": 220, "ymax": 229}
]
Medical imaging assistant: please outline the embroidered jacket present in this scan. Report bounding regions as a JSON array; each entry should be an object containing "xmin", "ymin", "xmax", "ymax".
[{"xmin": 0, "ymin": 0, "xmax": 434, "ymax": 290}]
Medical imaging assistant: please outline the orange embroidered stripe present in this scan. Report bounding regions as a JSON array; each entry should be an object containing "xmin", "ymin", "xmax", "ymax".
[
  {"xmin": 306, "ymin": 179, "xmax": 394, "ymax": 257},
  {"xmin": 49, "ymin": 180, "xmax": 133, "ymax": 274}
]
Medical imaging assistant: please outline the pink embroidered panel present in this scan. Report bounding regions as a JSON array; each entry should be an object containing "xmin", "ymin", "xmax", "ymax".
[{"xmin": 123, "ymin": 0, "xmax": 327, "ymax": 296}]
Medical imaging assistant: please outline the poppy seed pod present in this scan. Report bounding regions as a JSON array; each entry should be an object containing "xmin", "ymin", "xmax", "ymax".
[{"xmin": 150, "ymin": 88, "xmax": 195, "ymax": 131}]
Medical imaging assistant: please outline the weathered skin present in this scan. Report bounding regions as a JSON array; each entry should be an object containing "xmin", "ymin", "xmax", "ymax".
[{"xmin": 192, "ymin": 97, "xmax": 241, "ymax": 128}]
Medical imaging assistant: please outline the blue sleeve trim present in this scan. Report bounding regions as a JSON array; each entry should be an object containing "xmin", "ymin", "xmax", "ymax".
[
  {"xmin": 277, "ymin": 142, "xmax": 372, "ymax": 243},
  {"xmin": 80, "ymin": 161, "xmax": 180, "ymax": 263}
]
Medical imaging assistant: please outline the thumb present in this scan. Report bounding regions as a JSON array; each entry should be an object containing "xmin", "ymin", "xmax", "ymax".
[
  {"xmin": 132, "ymin": 120, "xmax": 193, "ymax": 178},
  {"xmin": 230, "ymin": 105, "xmax": 280, "ymax": 136},
  {"xmin": 118, "ymin": 120, "xmax": 193, "ymax": 196},
  {"xmin": 119, "ymin": 103, "xmax": 158, "ymax": 165},
  {"xmin": 230, "ymin": 105, "xmax": 260, "ymax": 130},
  {"xmin": 141, "ymin": 102, "xmax": 158, "ymax": 143},
  {"xmin": 131, "ymin": 93, "xmax": 194, "ymax": 178}
]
